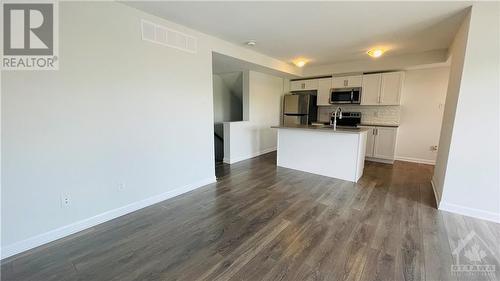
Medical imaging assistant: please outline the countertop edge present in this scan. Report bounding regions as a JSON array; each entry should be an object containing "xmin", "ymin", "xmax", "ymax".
[
  {"xmin": 271, "ymin": 126, "xmax": 369, "ymax": 134},
  {"xmin": 358, "ymin": 123, "xmax": 400, "ymax": 128}
]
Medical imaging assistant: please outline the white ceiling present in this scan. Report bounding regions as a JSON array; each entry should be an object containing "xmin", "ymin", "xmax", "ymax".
[{"xmin": 125, "ymin": 1, "xmax": 470, "ymax": 66}]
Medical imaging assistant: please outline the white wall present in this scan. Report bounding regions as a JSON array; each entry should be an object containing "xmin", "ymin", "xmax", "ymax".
[
  {"xmin": 223, "ymin": 71, "xmax": 284, "ymax": 163},
  {"xmin": 433, "ymin": 11, "xmax": 470, "ymax": 206},
  {"xmin": 1, "ymin": 2, "xmax": 297, "ymax": 258},
  {"xmin": 396, "ymin": 67, "xmax": 450, "ymax": 164},
  {"xmin": 434, "ymin": 3, "xmax": 500, "ymax": 223}
]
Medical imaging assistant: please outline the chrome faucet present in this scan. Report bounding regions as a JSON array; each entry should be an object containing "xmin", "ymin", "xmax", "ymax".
[{"xmin": 330, "ymin": 107, "xmax": 343, "ymax": 130}]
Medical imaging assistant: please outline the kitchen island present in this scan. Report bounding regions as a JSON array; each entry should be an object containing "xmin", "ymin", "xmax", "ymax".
[{"xmin": 272, "ymin": 125, "xmax": 368, "ymax": 182}]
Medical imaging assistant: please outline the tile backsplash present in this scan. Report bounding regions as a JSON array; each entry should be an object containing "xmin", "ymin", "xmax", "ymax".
[{"xmin": 318, "ymin": 105, "xmax": 400, "ymax": 125}]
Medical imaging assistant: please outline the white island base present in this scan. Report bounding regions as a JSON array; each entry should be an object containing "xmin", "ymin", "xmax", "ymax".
[{"xmin": 275, "ymin": 126, "xmax": 368, "ymax": 182}]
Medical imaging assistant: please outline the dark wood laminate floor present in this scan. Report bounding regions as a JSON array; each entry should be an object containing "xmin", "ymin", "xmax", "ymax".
[{"xmin": 2, "ymin": 152, "xmax": 500, "ymax": 281}]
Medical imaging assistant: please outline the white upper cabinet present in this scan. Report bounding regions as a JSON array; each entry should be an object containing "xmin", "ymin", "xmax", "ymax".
[
  {"xmin": 289, "ymin": 78, "xmax": 332, "ymax": 106},
  {"xmin": 380, "ymin": 71, "xmax": 404, "ymax": 105},
  {"xmin": 332, "ymin": 75, "xmax": 362, "ymax": 88},
  {"xmin": 317, "ymin": 77, "xmax": 332, "ymax": 106},
  {"xmin": 361, "ymin": 73, "xmax": 381, "ymax": 105},
  {"xmin": 360, "ymin": 71, "xmax": 404, "ymax": 105},
  {"xmin": 290, "ymin": 79, "xmax": 319, "ymax": 91}
]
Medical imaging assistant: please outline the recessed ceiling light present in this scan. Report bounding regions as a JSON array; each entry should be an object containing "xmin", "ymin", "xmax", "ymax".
[
  {"xmin": 246, "ymin": 40, "xmax": 256, "ymax": 46},
  {"xmin": 293, "ymin": 60, "xmax": 307, "ymax": 67},
  {"xmin": 367, "ymin": 48, "xmax": 385, "ymax": 58}
]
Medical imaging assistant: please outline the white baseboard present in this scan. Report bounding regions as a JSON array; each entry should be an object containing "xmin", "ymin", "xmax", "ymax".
[
  {"xmin": 224, "ymin": 147, "xmax": 276, "ymax": 164},
  {"xmin": 365, "ymin": 157, "xmax": 394, "ymax": 164},
  {"xmin": 395, "ymin": 156, "xmax": 436, "ymax": 165},
  {"xmin": 439, "ymin": 201, "xmax": 500, "ymax": 224},
  {"xmin": 1, "ymin": 176, "xmax": 216, "ymax": 260}
]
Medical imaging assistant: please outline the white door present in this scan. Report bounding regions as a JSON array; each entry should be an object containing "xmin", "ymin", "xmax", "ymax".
[
  {"xmin": 380, "ymin": 72, "xmax": 403, "ymax": 105},
  {"xmin": 359, "ymin": 126, "xmax": 376, "ymax": 157},
  {"xmin": 373, "ymin": 127, "xmax": 397, "ymax": 159},
  {"xmin": 317, "ymin": 78, "xmax": 332, "ymax": 106},
  {"xmin": 361, "ymin": 74, "xmax": 381, "ymax": 105}
]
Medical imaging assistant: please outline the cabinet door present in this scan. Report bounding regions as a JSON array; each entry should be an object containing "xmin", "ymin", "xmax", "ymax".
[
  {"xmin": 317, "ymin": 78, "xmax": 332, "ymax": 106},
  {"xmin": 290, "ymin": 79, "xmax": 319, "ymax": 91},
  {"xmin": 361, "ymin": 73, "xmax": 381, "ymax": 105},
  {"xmin": 380, "ymin": 72, "xmax": 403, "ymax": 105},
  {"xmin": 332, "ymin": 77, "xmax": 347, "ymax": 88},
  {"xmin": 303, "ymin": 79, "xmax": 319, "ymax": 90},
  {"xmin": 332, "ymin": 75, "xmax": 362, "ymax": 88},
  {"xmin": 359, "ymin": 126, "xmax": 376, "ymax": 157},
  {"xmin": 373, "ymin": 127, "xmax": 397, "ymax": 160},
  {"xmin": 347, "ymin": 75, "xmax": 363, "ymax": 87},
  {"xmin": 290, "ymin": 80, "xmax": 305, "ymax": 91}
]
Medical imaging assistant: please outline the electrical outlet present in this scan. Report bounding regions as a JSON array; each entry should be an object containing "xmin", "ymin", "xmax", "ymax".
[
  {"xmin": 61, "ymin": 193, "xmax": 71, "ymax": 208},
  {"xmin": 117, "ymin": 183, "xmax": 125, "ymax": 191},
  {"xmin": 430, "ymin": 145, "xmax": 438, "ymax": 151}
]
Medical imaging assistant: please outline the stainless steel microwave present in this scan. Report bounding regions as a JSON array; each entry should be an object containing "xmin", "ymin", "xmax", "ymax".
[{"xmin": 329, "ymin": 87, "xmax": 362, "ymax": 104}]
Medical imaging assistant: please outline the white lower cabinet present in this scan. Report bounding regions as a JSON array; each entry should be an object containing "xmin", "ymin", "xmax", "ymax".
[
  {"xmin": 359, "ymin": 126, "xmax": 397, "ymax": 163},
  {"xmin": 364, "ymin": 127, "xmax": 376, "ymax": 157},
  {"xmin": 373, "ymin": 127, "xmax": 397, "ymax": 159}
]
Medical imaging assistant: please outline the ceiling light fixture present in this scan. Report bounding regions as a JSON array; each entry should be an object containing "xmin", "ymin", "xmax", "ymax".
[
  {"xmin": 367, "ymin": 48, "xmax": 385, "ymax": 58},
  {"xmin": 293, "ymin": 60, "xmax": 307, "ymax": 67},
  {"xmin": 246, "ymin": 40, "xmax": 256, "ymax": 46}
]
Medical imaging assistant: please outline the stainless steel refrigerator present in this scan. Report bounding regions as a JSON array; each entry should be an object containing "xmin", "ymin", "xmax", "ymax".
[{"xmin": 282, "ymin": 92, "xmax": 318, "ymax": 126}]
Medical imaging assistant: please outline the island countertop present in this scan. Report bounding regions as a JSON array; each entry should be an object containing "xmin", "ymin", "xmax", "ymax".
[{"xmin": 271, "ymin": 125, "xmax": 369, "ymax": 134}]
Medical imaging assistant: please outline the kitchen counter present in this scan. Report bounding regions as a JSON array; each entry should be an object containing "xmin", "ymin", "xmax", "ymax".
[
  {"xmin": 271, "ymin": 125, "xmax": 369, "ymax": 134},
  {"xmin": 359, "ymin": 123, "xmax": 399, "ymax": 128},
  {"xmin": 272, "ymin": 125, "xmax": 367, "ymax": 182}
]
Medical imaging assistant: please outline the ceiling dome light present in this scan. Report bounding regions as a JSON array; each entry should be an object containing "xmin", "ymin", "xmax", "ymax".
[
  {"xmin": 294, "ymin": 60, "xmax": 307, "ymax": 67},
  {"xmin": 367, "ymin": 48, "xmax": 385, "ymax": 58},
  {"xmin": 246, "ymin": 40, "xmax": 256, "ymax": 46}
]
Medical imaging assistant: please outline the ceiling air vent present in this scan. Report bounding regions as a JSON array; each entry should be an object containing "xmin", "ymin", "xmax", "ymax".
[{"xmin": 141, "ymin": 19, "xmax": 197, "ymax": 54}]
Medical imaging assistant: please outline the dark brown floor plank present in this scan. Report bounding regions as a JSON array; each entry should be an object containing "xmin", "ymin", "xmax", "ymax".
[{"xmin": 2, "ymin": 153, "xmax": 499, "ymax": 281}]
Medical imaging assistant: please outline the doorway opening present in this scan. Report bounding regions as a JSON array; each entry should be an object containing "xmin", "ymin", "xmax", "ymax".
[{"xmin": 212, "ymin": 54, "xmax": 245, "ymax": 177}]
